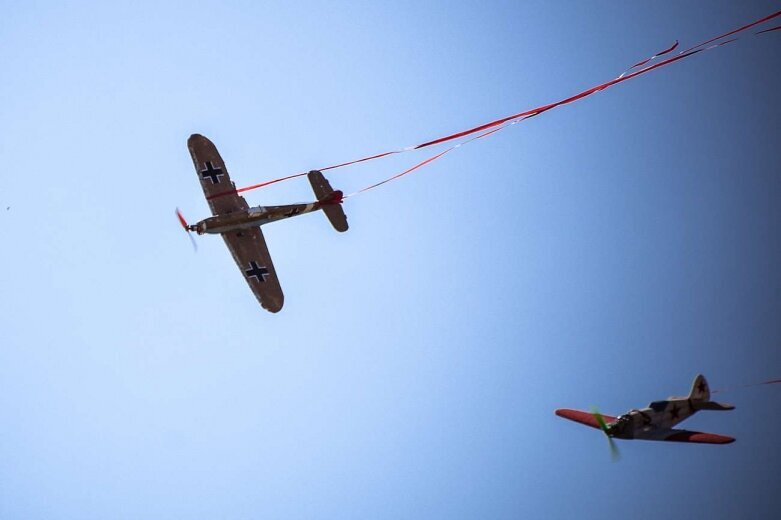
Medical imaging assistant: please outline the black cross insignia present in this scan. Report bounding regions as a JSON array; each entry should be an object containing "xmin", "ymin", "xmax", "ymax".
[
  {"xmin": 245, "ymin": 261, "xmax": 270, "ymax": 282},
  {"xmin": 669, "ymin": 405, "xmax": 680, "ymax": 420},
  {"xmin": 200, "ymin": 161, "xmax": 225, "ymax": 184},
  {"xmin": 284, "ymin": 207, "xmax": 301, "ymax": 218},
  {"xmin": 697, "ymin": 380, "xmax": 707, "ymax": 393}
]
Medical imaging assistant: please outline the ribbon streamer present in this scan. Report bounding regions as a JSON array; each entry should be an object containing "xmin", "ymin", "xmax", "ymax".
[
  {"xmin": 756, "ymin": 25, "xmax": 781, "ymax": 35},
  {"xmin": 207, "ymin": 9, "xmax": 781, "ymax": 201},
  {"xmin": 626, "ymin": 40, "xmax": 679, "ymax": 71},
  {"xmin": 344, "ymin": 115, "xmax": 528, "ymax": 198},
  {"xmin": 712, "ymin": 379, "xmax": 781, "ymax": 394}
]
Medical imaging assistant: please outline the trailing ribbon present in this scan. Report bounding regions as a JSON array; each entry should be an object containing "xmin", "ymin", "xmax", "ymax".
[
  {"xmin": 624, "ymin": 40, "xmax": 679, "ymax": 73},
  {"xmin": 712, "ymin": 379, "xmax": 781, "ymax": 394},
  {"xmin": 207, "ymin": 9, "xmax": 781, "ymax": 201}
]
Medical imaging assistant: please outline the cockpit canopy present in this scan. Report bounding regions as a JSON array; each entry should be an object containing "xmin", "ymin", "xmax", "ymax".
[
  {"xmin": 606, "ymin": 414, "xmax": 632, "ymax": 436},
  {"xmin": 649, "ymin": 400, "xmax": 668, "ymax": 412}
]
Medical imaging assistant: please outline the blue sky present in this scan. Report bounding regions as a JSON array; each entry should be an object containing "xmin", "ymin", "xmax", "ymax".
[{"xmin": 1, "ymin": 1, "xmax": 780, "ymax": 518}]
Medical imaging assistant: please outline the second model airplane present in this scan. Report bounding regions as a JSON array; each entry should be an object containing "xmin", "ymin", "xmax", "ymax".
[{"xmin": 556, "ymin": 374, "xmax": 735, "ymax": 459}]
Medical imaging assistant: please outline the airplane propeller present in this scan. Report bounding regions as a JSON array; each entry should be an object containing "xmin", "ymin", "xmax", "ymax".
[
  {"xmin": 175, "ymin": 208, "xmax": 198, "ymax": 252},
  {"xmin": 591, "ymin": 407, "xmax": 621, "ymax": 462}
]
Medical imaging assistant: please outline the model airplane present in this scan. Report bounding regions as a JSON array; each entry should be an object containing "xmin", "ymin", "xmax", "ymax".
[
  {"xmin": 556, "ymin": 374, "xmax": 735, "ymax": 459},
  {"xmin": 177, "ymin": 134, "xmax": 348, "ymax": 313}
]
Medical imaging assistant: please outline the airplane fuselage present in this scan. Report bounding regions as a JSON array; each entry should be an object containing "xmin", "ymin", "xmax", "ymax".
[
  {"xmin": 192, "ymin": 202, "xmax": 320, "ymax": 235},
  {"xmin": 608, "ymin": 397, "xmax": 698, "ymax": 440}
]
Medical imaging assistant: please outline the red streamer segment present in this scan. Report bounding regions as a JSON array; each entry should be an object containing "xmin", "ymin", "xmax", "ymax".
[
  {"xmin": 712, "ymin": 379, "xmax": 781, "ymax": 394},
  {"xmin": 345, "ymin": 148, "xmax": 453, "ymax": 198},
  {"xmin": 234, "ymin": 171, "xmax": 309, "ymax": 195},
  {"xmin": 212, "ymin": 9, "xmax": 781, "ymax": 202},
  {"xmin": 756, "ymin": 25, "xmax": 781, "ymax": 35},
  {"xmin": 628, "ymin": 40, "xmax": 679, "ymax": 70},
  {"xmin": 320, "ymin": 151, "xmax": 400, "ymax": 172},
  {"xmin": 679, "ymin": 9, "xmax": 781, "ymax": 53},
  {"xmin": 408, "ymin": 41, "xmax": 716, "ymax": 151},
  {"xmin": 344, "ymin": 112, "xmax": 532, "ymax": 198}
]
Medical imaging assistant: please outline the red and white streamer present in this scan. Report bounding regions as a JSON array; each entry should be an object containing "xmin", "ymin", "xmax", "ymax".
[{"xmin": 206, "ymin": 9, "xmax": 781, "ymax": 201}]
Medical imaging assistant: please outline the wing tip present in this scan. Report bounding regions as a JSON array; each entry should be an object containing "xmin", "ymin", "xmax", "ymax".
[
  {"xmin": 665, "ymin": 431, "xmax": 736, "ymax": 444},
  {"xmin": 712, "ymin": 434, "xmax": 736, "ymax": 444},
  {"xmin": 187, "ymin": 133, "xmax": 214, "ymax": 149},
  {"xmin": 555, "ymin": 408, "xmax": 590, "ymax": 422},
  {"xmin": 261, "ymin": 295, "xmax": 285, "ymax": 314}
]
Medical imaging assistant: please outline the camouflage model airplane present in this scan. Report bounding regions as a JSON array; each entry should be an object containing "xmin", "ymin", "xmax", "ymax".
[
  {"xmin": 556, "ymin": 375, "xmax": 735, "ymax": 458},
  {"xmin": 177, "ymin": 134, "xmax": 348, "ymax": 313}
]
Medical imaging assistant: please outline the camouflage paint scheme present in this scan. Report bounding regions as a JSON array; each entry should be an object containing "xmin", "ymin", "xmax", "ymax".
[
  {"xmin": 187, "ymin": 134, "xmax": 347, "ymax": 313},
  {"xmin": 556, "ymin": 375, "xmax": 735, "ymax": 444}
]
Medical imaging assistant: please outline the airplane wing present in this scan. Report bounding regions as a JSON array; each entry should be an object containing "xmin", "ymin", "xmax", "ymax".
[
  {"xmin": 222, "ymin": 227, "xmax": 284, "ymax": 313},
  {"xmin": 555, "ymin": 409, "xmax": 617, "ymax": 430},
  {"xmin": 187, "ymin": 133, "xmax": 284, "ymax": 312},
  {"xmin": 658, "ymin": 429, "xmax": 735, "ymax": 444},
  {"xmin": 187, "ymin": 134, "xmax": 248, "ymax": 216}
]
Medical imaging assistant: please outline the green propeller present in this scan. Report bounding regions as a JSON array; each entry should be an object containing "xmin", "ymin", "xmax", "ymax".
[{"xmin": 591, "ymin": 407, "xmax": 621, "ymax": 462}]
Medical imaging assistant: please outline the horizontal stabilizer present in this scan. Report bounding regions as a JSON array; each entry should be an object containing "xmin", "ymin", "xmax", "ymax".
[
  {"xmin": 308, "ymin": 170, "xmax": 348, "ymax": 232},
  {"xmin": 694, "ymin": 401, "xmax": 735, "ymax": 411}
]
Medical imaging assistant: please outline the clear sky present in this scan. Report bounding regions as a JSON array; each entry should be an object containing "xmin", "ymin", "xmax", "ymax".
[{"xmin": 1, "ymin": 1, "xmax": 780, "ymax": 518}]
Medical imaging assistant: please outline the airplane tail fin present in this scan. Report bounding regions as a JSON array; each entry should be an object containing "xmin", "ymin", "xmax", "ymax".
[
  {"xmin": 689, "ymin": 374, "xmax": 711, "ymax": 402},
  {"xmin": 308, "ymin": 170, "xmax": 348, "ymax": 233},
  {"xmin": 689, "ymin": 374, "xmax": 735, "ymax": 411}
]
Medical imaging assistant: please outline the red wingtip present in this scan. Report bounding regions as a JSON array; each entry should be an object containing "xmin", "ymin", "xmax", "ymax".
[
  {"xmin": 555, "ymin": 408, "xmax": 618, "ymax": 429},
  {"xmin": 664, "ymin": 431, "xmax": 736, "ymax": 444}
]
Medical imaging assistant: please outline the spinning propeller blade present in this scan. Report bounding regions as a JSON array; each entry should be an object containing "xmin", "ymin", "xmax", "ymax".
[
  {"xmin": 176, "ymin": 207, "xmax": 188, "ymax": 229},
  {"xmin": 591, "ymin": 407, "xmax": 621, "ymax": 462},
  {"xmin": 175, "ymin": 208, "xmax": 198, "ymax": 252}
]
